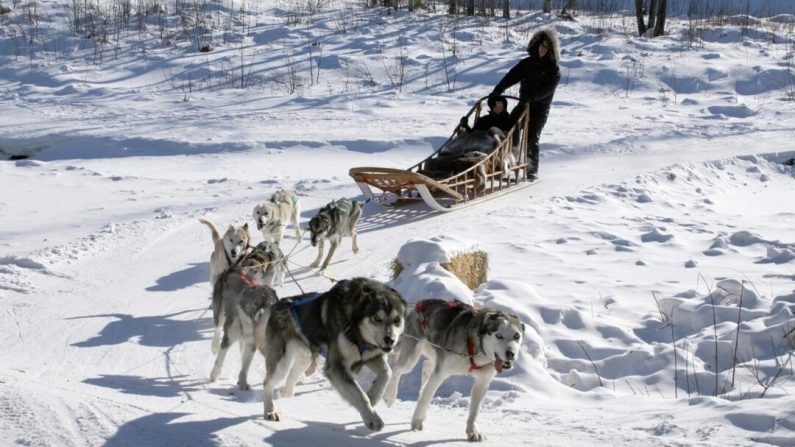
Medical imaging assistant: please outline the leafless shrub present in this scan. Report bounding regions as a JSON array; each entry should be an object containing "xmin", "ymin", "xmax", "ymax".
[
  {"xmin": 382, "ymin": 42, "xmax": 408, "ymax": 93},
  {"xmin": 342, "ymin": 57, "xmax": 376, "ymax": 87},
  {"xmin": 178, "ymin": 0, "xmax": 212, "ymax": 52},
  {"xmin": 746, "ymin": 342, "xmax": 793, "ymax": 398}
]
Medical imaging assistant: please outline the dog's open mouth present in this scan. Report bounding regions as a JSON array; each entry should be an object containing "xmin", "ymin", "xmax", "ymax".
[
  {"xmin": 494, "ymin": 354, "xmax": 512, "ymax": 373},
  {"xmin": 381, "ymin": 346, "xmax": 393, "ymax": 353}
]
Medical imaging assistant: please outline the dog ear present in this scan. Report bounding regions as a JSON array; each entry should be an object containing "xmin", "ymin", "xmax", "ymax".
[
  {"xmin": 243, "ymin": 223, "xmax": 249, "ymax": 230},
  {"xmin": 387, "ymin": 286, "xmax": 407, "ymax": 306},
  {"xmin": 479, "ymin": 312, "xmax": 500, "ymax": 335}
]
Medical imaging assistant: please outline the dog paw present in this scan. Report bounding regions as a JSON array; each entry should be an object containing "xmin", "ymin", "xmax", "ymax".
[
  {"xmin": 314, "ymin": 269, "xmax": 325, "ymax": 276},
  {"xmin": 209, "ymin": 369, "xmax": 220, "ymax": 383},
  {"xmin": 411, "ymin": 418, "xmax": 424, "ymax": 431},
  {"xmin": 383, "ymin": 393, "xmax": 396, "ymax": 408},
  {"xmin": 237, "ymin": 381, "xmax": 250, "ymax": 391},
  {"xmin": 265, "ymin": 411, "xmax": 280, "ymax": 422},
  {"xmin": 364, "ymin": 412, "xmax": 384, "ymax": 432},
  {"xmin": 467, "ymin": 432, "xmax": 486, "ymax": 442}
]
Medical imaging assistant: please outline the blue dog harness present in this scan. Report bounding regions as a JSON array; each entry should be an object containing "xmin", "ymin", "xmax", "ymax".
[{"xmin": 288, "ymin": 290, "xmax": 370, "ymax": 355}]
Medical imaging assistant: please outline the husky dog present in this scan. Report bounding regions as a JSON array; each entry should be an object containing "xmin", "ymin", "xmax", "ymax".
[
  {"xmin": 384, "ymin": 299, "xmax": 525, "ymax": 442},
  {"xmin": 238, "ymin": 241, "xmax": 287, "ymax": 288},
  {"xmin": 210, "ymin": 266, "xmax": 278, "ymax": 390},
  {"xmin": 253, "ymin": 189, "xmax": 302, "ymax": 247},
  {"xmin": 198, "ymin": 217, "xmax": 251, "ymax": 287},
  {"xmin": 261, "ymin": 277, "xmax": 407, "ymax": 431},
  {"xmin": 308, "ymin": 198, "xmax": 363, "ymax": 273},
  {"xmin": 440, "ymin": 127, "xmax": 505, "ymax": 158}
]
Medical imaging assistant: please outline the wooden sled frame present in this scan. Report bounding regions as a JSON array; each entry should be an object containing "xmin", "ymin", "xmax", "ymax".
[{"xmin": 349, "ymin": 96, "xmax": 534, "ymax": 212}]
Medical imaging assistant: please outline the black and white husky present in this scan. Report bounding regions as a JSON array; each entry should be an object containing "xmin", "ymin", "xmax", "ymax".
[
  {"xmin": 308, "ymin": 198, "xmax": 363, "ymax": 273},
  {"xmin": 384, "ymin": 299, "xmax": 525, "ymax": 442},
  {"xmin": 260, "ymin": 277, "xmax": 407, "ymax": 431},
  {"xmin": 209, "ymin": 266, "xmax": 278, "ymax": 390},
  {"xmin": 252, "ymin": 189, "xmax": 302, "ymax": 247}
]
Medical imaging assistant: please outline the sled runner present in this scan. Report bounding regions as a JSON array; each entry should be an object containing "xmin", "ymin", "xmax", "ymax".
[{"xmin": 349, "ymin": 96, "xmax": 537, "ymax": 212}]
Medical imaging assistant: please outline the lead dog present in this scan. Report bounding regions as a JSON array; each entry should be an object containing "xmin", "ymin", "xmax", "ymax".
[
  {"xmin": 261, "ymin": 277, "xmax": 407, "ymax": 431},
  {"xmin": 198, "ymin": 217, "xmax": 251, "ymax": 287},
  {"xmin": 210, "ymin": 266, "xmax": 278, "ymax": 390},
  {"xmin": 308, "ymin": 198, "xmax": 363, "ymax": 273},
  {"xmin": 252, "ymin": 189, "xmax": 302, "ymax": 247},
  {"xmin": 384, "ymin": 299, "xmax": 525, "ymax": 442}
]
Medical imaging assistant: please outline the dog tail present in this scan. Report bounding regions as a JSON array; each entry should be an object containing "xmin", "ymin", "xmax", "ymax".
[{"xmin": 198, "ymin": 217, "xmax": 221, "ymax": 243}]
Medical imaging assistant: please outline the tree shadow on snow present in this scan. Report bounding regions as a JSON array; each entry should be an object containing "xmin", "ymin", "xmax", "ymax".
[
  {"xmin": 68, "ymin": 309, "xmax": 211, "ymax": 348},
  {"xmin": 104, "ymin": 412, "xmax": 248, "ymax": 447},
  {"xmin": 146, "ymin": 262, "xmax": 207, "ymax": 292}
]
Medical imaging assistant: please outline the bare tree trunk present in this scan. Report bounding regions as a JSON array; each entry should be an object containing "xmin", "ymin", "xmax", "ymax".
[
  {"xmin": 543, "ymin": 0, "xmax": 551, "ymax": 13},
  {"xmin": 648, "ymin": 0, "xmax": 658, "ymax": 31},
  {"xmin": 653, "ymin": 0, "xmax": 666, "ymax": 36},
  {"xmin": 502, "ymin": 0, "xmax": 509, "ymax": 19},
  {"xmin": 448, "ymin": 0, "xmax": 457, "ymax": 15},
  {"xmin": 634, "ymin": 0, "xmax": 646, "ymax": 36},
  {"xmin": 466, "ymin": 0, "xmax": 474, "ymax": 15}
]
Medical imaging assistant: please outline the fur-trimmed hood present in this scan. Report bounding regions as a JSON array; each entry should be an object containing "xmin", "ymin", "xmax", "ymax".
[{"xmin": 526, "ymin": 28, "xmax": 560, "ymax": 64}]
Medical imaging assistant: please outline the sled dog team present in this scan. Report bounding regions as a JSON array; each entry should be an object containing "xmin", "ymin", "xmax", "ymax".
[{"xmin": 199, "ymin": 189, "xmax": 526, "ymax": 441}]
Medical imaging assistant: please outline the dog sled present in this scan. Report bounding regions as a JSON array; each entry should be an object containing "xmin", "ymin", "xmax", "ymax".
[{"xmin": 349, "ymin": 96, "xmax": 536, "ymax": 212}]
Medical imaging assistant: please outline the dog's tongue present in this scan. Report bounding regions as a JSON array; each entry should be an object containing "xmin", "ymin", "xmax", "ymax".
[{"xmin": 494, "ymin": 354, "xmax": 504, "ymax": 373}]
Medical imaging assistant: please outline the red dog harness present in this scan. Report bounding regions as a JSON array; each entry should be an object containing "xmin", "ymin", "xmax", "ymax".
[
  {"xmin": 415, "ymin": 300, "xmax": 485, "ymax": 372},
  {"xmin": 237, "ymin": 269, "xmax": 259, "ymax": 287}
]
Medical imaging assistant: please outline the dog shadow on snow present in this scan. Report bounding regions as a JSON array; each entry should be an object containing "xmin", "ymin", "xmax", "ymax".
[
  {"xmin": 146, "ymin": 262, "xmax": 207, "ymax": 292},
  {"xmin": 67, "ymin": 309, "xmax": 211, "ymax": 348},
  {"xmin": 263, "ymin": 420, "xmax": 460, "ymax": 447},
  {"xmin": 84, "ymin": 373, "xmax": 205, "ymax": 398},
  {"xmin": 104, "ymin": 412, "xmax": 249, "ymax": 447}
]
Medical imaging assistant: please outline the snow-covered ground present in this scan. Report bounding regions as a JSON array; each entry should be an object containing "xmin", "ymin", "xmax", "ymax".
[{"xmin": 2, "ymin": 0, "xmax": 795, "ymax": 445}]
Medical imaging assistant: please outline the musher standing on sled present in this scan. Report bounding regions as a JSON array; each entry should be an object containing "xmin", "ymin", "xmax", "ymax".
[{"xmin": 490, "ymin": 28, "xmax": 560, "ymax": 180}]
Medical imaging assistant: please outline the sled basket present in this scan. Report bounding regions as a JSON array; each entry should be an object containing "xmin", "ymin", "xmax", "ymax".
[{"xmin": 349, "ymin": 96, "xmax": 536, "ymax": 212}]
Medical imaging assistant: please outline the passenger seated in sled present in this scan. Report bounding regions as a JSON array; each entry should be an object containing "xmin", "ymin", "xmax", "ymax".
[
  {"xmin": 459, "ymin": 95, "xmax": 512, "ymax": 134},
  {"xmin": 420, "ymin": 97, "xmax": 512, "ymax": 180}
]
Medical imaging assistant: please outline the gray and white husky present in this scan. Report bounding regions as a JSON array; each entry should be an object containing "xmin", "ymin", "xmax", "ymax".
[
  {"xmin": 209, "ymin": 266, "xmax": 278, "ymax": 391},
  {"xmin": 384, "ymin": 299, "xmax": 525, "ymax": 442},
  {"xmin": 260, "ymin": 277, "xmax": 406, "ymax": 431},
  {"xmin": 252, "ymin": 189, "xmax": 302, "ymax": 247},
  {"xmin": 238, "ymin": 241, "xmax": 287, "ymax": 288},
  {"xmin": 308, "ymin": 198, "xmax": 363, "ymax": 273}
]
